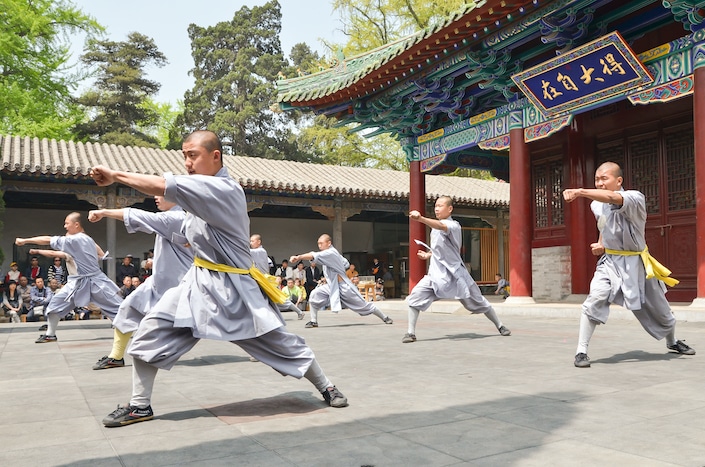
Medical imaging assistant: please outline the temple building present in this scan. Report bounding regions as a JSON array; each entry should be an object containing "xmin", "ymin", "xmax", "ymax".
[
  {"xmin": 0, "ymin": 136, "xmax": 508, "ymax": 296},
  {"xmin": 275, "ymin": 0, "xmax": 705, "ymax": 304}
]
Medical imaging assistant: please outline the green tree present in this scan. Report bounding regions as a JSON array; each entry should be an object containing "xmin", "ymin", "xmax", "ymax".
[
  {"xmin": 75, "ymin": 32, "xmax": 167, "ymax": 147},
  {"xmin": 137, "ymin": 99, "xmax": 184, "ymax": 149},
  {"xmin": 0, "ymin": 0, "xmax": 102, "ymax": 139},
  {"xmin": 332, "ymin": 0, "xmax": 469, "ymax": 55},
  {"xmin": 181, "ymin": 0, "xmax": 308, "ymax": 159},
  {"xmin": 297, "ymin": 115, "xmax": 406, "ymax": 170}
]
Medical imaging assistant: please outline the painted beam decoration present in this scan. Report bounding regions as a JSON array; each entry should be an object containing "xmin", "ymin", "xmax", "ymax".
[{"xmin": 512, "ymin": 31, "xmax": 653, "ymax": 118}]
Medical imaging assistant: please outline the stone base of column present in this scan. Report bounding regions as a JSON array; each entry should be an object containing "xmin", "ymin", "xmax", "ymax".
[
  {"xmin": 687, "ymin": 298, "xmax": 705, "ymax": 308},
  {"xmin": 504, "ymin": 296, "xmax": 536, "ymax": 305}
]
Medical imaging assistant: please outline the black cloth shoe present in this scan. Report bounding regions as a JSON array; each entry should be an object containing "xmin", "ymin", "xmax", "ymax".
[
  {"xmin": 35, "ymin": 334, "xmax": 57, "ymax": 343},
  {"xmin": 402, "ymin": 333, "xmax": 416, "ymax": 343},
  {"xmin": 38, "ymin": 324, "xmax": 48, "ymax": 331},
  {"xmin": 668, "ymin": 340, "xmax": 696, "ymax": 355},
  {"xmin": 304, "ymin": 321, "xmax": 318, "ymax": 328},
  {"xmin": 498, "ymin": 325, "xmax": 511, "ymax": 336},
  {"xmin": 322, "ymin": 386, "xmax": 348, "ymax": 408},
  {"xmin": 93, "ymin": 357, "xmax": 125, "ymax": 370},
  {"xmin": 574, "ymin": 353, "xmax": 590, "ymax": 368},
  {"xmin": 103, "ymin": 404, "xmax": 154, "ymax": 427},
  {"xmin": 383, "ymin": 316, "xmax": 393, "ymax": 324}
]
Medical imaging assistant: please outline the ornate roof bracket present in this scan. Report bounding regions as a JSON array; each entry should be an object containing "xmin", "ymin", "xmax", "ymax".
[
  {"xmin": 539, "ymin": 7, "xmax": 595, "ymax": 54},
  {"xmin": 662, "ymin": 0, "xmax": 705, "ymax": 32}
]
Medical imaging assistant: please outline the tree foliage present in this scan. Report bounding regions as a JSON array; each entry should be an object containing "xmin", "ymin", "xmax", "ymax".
[
  {"xmin": 0, "ymin": 0, "xmax": 102, "ymax": 139},
  {"xmin": 297, "ymin": 116, "xmax": 406, "ymax": 169},
  {"xmin": 332, "ymin": 0, "xmax": 469, "ymax": 55},
  {"xmin": 75, "ymin": 32, "xmax": 167, "ymax": 147},
  {"xmin": 180, "ymin": 0, "xmax": 308, "ymax": 159}
]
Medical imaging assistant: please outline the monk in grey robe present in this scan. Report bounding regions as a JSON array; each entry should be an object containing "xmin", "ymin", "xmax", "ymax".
[
  {"xmin": 92, "ymin": 130, "xmax": 347, "ymax": 428},
  {"xmin": 87, "ymin": 196, "xmax": 193, "ymax": 370},
  {"xmin": 564, "ymin": 161, "xmax": 694, "ymax": 368},
  {"xmin": 403, "ymin": 196, "xmax": 511, "ymax": 343},
  {"xmin": 15, "ymin": 212, "xmax": 122, "ymax": 343},
  {"xmin": 290, "ymin": 234, "xmax": 393, "ymax": 328}
]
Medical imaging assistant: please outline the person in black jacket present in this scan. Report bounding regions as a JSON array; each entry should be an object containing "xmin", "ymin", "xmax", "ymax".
[{"xmin": 116, "ymin": 255, "xmax": 138, "ymax": 285}]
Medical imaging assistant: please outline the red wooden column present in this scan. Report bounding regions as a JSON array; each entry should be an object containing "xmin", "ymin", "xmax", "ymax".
[
  {"xmin": 694, "ymin": 66, "xmax": 705, "ymax": 303},
  {"xmin": 507, "ymin": 127, "xmax": 533, "ymax": 300},
  {"xmin": 409, "ymin": 160, "xmax": 426, "ymax": 291},
  {"xmin": 566, "ymin": 115, "xmax": 590, "ymax": 294}
]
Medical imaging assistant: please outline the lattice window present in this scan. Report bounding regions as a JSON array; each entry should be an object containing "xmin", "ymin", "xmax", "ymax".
[
  {"xmin": 534, "ymin": 165, "xmax": 548, "ymax": 228},
  {"xmin": 628, "ymin": 134, "xmax": 660, "ymax": 214},
  {"xmin": 533, "ymin": 158, "xmax": 564, "ymax": 229},
  {"xmin": 549, "ymin": 161, "xmax": 564, "ymax": 226},
  {"xmin": 596, "ymin": 140, "xmax": 625, "ymax": 173},
  {"xmin": 665, "ymin": 127, "xmax": 695, "ymax": 211}
]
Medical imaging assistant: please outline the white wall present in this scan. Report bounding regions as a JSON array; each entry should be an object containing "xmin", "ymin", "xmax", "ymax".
[
  {"xmin": 0, "ymin": 208, "xmax": 377, "ymax": 274},
  {"xmin": 532, "ymin": 245, "xmax": 572, "ymax": 301}
]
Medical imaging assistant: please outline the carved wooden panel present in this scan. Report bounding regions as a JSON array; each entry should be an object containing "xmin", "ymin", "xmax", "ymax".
[
  {"xmin": 628, "ymin": 133, "xmax": 660, "ymax": 214},
  {"xmin": 665, "ymin": 126, "xmax": 695, "ymax": 211}
]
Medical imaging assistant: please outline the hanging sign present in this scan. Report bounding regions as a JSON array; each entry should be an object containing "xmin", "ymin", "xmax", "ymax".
[{"xmin": 511, "ymin": 31, "xmax": 653, "ymax": 118}]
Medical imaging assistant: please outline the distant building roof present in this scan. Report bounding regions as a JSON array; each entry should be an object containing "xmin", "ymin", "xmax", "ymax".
[{"xmin": 0, "ymin": 135, "xmax": 509, "ymax": 208}]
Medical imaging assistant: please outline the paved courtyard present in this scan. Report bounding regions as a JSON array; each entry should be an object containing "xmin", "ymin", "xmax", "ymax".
[{"xmin": 1, "ymin": 299, "xmax": 704, "ymax": 466}]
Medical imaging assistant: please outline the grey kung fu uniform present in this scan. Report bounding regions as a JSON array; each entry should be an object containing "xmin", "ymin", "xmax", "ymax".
[
  {"xmin": 113, "ymin": 206, "xmax": 192, "ymax": 334},
  {"xmin": 309, "ymin": 246, "xmax": 377, "ymax": 315},
  {"xmin": 582, "ymin": 190, "xmax": 675, "ymax": 339},
  {"xmin": 46, "ymin": 233, "xmax": 122, "ymax": 319},
  {"xmin": 251, "ymin": 246, "xmax": 302, "ymax": 315},
  {"xmin": 128, "ymin": 167, "xmax": 314, "ymax": 376},
  {"xmin": 407, "ymin": 217, "xmax": 493, "ymax": 314}
]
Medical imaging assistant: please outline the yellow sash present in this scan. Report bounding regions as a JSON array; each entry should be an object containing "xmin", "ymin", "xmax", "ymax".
[
  {"xmin": 193, "ymin": 256, "xmax": 288, "ymax": 304},
  {"xmin": 604, "ymin": 247, "xmax": 679, "ymax": 287}
]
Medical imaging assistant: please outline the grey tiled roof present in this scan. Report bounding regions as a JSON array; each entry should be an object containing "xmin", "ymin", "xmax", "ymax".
[{"xmin": 0, "ymin": 135, "xmax": 509, "ymax": 207}]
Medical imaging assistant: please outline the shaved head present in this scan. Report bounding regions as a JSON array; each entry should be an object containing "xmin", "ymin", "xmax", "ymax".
[
  {"xmin": 184, "ymin": 130, "xmax": 223, "ymax": 155},
  {"xmin": 596, "ymin": 162, "xmax": 623, "ymax": 179}
]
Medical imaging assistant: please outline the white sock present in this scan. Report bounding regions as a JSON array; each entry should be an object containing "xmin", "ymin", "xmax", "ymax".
[
  {"xmin": 304, "ymin": 359, "xmax": 332, "ymax": 392},
  {"xmin": 666, "ymin": 328, "xmax": 677, "ymax": 347},
  {"xmin": 310, "ymin": 307, "xmax": 318, "ymax": 323},
  {"xmin": 371, "ymin": 308, "xmax": 387, "ymax": 321},
  {"xmin": 576, "ymin": 313, "xmax": 597, "ymax": 355},
  {"xmin": 408, "ymin": 307, "xmax": 420, "ymax": 335},
  {"xmin": 130, "ymin": 358, "xmax": 158, "ymax": 408},
  {"xmin": 45, "ymin": 313, "xmax": 60, "ymax": 337},
  {"xmin": 484, "ymin": 308, "xmax": 503, "ymax": 329}
]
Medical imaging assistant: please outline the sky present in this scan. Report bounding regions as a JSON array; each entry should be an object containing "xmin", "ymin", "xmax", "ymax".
[{"xmin": 68, "ymin": 0, "xmax": 344, "ymax": 105}]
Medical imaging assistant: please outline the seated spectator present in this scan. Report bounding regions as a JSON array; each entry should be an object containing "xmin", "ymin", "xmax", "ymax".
[
  {"xmin": 131, "ymin": 276, "xmax": 142, "ymax": 289},
  {"xmin": 48, "ymin": 278, "xmax": 61, "ymax": 293},
  {"xmin": 140, "ymin": 249, "xmax": 154, "ymax": 274},
  {"xmin": 17, "ymin": 276, "xmax": 32, "ymax": 317},
  {"xmin": 293, "ymin": 261, "xmax": 306, "ymax": 283},
  {"xmin": 275, "ymin": 259, "xmax": 293, "ymax": 281},
  {"xmin": 292, "ymin": 278, "xmax": 308, "ymax": 312},
  {"xmin": 26, "ymin": 277, "xmax": 53, "ymax": 322},
  {"xmin": 375, "ymin": 278, "xmax": 385, "ymax": 301},
  {"xmin": 116, "ymin": 255, "xmax": 138, "ymax": 285},
  {"xmin": 140, "ymin": 258, "xmax": 153, "ymax": 281},
  {"xmin": 47, "ymin": 256, "xmax": 68, "ymax": 285},
  {"xmin": 5, "ymin": 261, "xmax": 22, "ymax": 284},
  {"xmin": 119, "ymin": 276, "xmax": 135, "ymax": 298},
  {"xmin": 25, "ymin": 256, "xmax": 43, "ymax": 284},
  {"xmin": 345, "ymin": 263, "xmax": 359, "ymax": 280},
  {"xmin": 494, "ymin": 273, "xmax": 510, "ymax": 299},
  {"xmin": 2, "ymin": 280, "xmax": 22, "ymax": 323}
]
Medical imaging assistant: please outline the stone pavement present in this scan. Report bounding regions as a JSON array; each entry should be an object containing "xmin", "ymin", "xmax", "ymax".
[{"xmin": 1, "ymin": 299, "xmax": 704, "ymax": 466}]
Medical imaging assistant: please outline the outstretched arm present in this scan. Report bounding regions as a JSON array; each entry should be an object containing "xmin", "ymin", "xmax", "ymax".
[
  {"xmin": 16, "ymin": 236, "xmax": 52, "ymax": 246},
  {"xmin": 563, "ymin": 188, "xmax": 623, "ymax": 205},
  {"xmin": 88, "ymin": 208, "xmax": 126, "ymax": 223},
  {"xmin": 409, "ymin": 210, "xmax": 447, "ymax": 231},
  {"xmin": 90, "ymin": 165, "xmax": 165, "ymax": 196},
  {"xmin": 29, "ymin": 249, "xmax": 68, "ymax": 259},
  {"xmin": 290, "ymin": 252, "xmax": 315, "ymax": 263}
]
